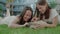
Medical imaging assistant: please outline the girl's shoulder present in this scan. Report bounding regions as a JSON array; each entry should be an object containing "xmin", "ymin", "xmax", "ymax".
[
  {"xmin": 50, "ymin": 9, "xmax": 56, "ymax": 12},
  {"xmin": 49, "ymin": 9, "xmax": 58, "ymax": 19},
  {"xmin": 50, "ymin": 9, "xmax": 58, "ymax": 14},
  {"xmin": 15, "ymin": 15, "xmax": 21, "ymax": 21}
]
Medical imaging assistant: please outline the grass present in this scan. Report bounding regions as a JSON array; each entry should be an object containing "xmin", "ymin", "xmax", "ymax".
[{"xmin": 0, "ymin": 24, "xmax": 60, "ymax": 34}]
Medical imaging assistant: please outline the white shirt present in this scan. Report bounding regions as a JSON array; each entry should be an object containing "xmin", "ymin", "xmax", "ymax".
[
  {"xmin": 43, "ymin": 9, "xmax": 59, "ymax": 23},
  {"xmin": 0, "ymin": 16, "xmax": 17, "ymax": 25}
]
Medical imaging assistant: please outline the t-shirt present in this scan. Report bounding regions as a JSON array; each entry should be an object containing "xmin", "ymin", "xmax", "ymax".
[
  {"xmin": 43, "ymin": 9, "xmax": 59, "ymax": 24},
  {"xmin": 0, "ymin": 16, "xmax": 17, "ymax": 25}
]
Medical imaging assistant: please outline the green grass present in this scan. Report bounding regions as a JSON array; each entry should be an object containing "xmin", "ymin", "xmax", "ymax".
[{"xmin": 0, "ymin": 24, "xmax": 60, "ymax": 34}]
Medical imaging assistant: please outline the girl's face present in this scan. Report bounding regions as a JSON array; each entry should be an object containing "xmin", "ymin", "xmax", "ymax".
[
  {"xmin": 23, "ymin": 10, "xmax": 32, "ymax": 22},
  {"xmin": 37, "ymin": 4, "xmax": 47, "ymax": 14}
]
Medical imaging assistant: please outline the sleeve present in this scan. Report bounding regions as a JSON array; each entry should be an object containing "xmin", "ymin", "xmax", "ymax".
[{"xmin": 50, "ymin": 9, "xmax": 59, "ymax": 19}]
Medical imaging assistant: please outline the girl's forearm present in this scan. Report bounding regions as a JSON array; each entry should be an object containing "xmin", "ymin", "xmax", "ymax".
[
  {"xmin": 9, "ymin": 24, "xmax": 25, "ymax": 28},
  {"xmin": 46, "ymin": 24, "xmax": 57, "ymax": 28}
]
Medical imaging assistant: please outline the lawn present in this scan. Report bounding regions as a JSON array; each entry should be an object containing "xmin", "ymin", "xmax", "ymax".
[{"xmin": 0, "ymin": 24, "xmax": 60, "ymax": 34}]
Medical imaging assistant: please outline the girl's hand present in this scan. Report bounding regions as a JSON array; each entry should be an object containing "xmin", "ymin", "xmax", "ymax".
[
  {"xmin": 31, "ymin": 17, "xmax": 39, "ymax": 22},
  {"xmin": 24, "ymin": 23, "xmax": 29, "ymax": 26}
]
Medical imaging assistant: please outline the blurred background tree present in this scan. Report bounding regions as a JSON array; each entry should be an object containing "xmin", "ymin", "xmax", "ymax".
[
  {"xmin": 0, "ymin": 5, "xmax": 2, "ymax": 12},
  {"xmin": 47, "ymin": 0, "xmax": 57, "ymax": 8},
  {"xmin": 0, "ymin": 5, "xmax": 3, "ymax": 17}
]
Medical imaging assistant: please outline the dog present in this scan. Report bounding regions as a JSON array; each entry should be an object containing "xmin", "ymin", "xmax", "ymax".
[{"xmin": 27, "ymin": 20, "xmax": 47, "ymax": 29}]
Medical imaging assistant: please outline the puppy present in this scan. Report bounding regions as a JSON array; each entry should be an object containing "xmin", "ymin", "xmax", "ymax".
[{"xmin": 29, "ymin": 20, "xmax": 47, "ymax": 29}]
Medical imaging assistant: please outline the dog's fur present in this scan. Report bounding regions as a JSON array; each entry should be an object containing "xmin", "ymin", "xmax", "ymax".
[{"xmin": 29, "ymin": 20, "xmax": 46, "ymax": 29}]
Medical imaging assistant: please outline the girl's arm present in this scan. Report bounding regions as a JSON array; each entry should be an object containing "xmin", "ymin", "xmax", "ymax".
[
  {"xmin": 9, "ymin": 23, "xmax": 28, "ymax": 28},
  {"xmin": 8, "ymin": 17, "xmax": 28, "ymax": 28},
  {"xmin": 35, "ymin": 16, "xmax": 58, "ymax": 28},
  {"xmin": 46, "ymin": 16, "xmax": 58, "ymax": 28}
]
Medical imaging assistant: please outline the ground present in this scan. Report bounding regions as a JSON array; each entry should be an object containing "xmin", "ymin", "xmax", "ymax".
[{"xmin": 0, "ymin": 24, "xmax": 60, "ymax": 34}]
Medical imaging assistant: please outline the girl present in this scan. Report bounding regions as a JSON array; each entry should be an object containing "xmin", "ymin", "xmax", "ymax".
[
  {"xmin": 9, "ymin": 6, "xmax": 33, "ymax": 28},
  {"xmin": 0, "ymin": 4, "xmax": 33, "ymax": 28},
  {"xmin": 31, "ymin": 0, "xmax": 60, "ymax": 28}
]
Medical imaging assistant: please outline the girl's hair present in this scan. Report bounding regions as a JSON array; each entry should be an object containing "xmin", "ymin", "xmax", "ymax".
[
  {"xmin": 34, "ymin": 0, "xmax": 51, "ymax": 20},
  {"xmin": 18, "ymin": 6, "xmax": 33, "ymax": 25}
]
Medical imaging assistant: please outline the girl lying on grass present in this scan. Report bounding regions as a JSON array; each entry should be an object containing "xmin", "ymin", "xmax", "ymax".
[
  {"xmin": 0, "ymin": 3, "xmax": 33, "ymax": 28},
  {"xmin": 30, "ymin": 0, "xmax": 60, "ymax": 29}
]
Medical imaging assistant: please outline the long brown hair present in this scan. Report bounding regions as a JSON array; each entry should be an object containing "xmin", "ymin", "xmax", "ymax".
[
  {"xmin": 34, "ymin": 0, "xmax": 51, "ymax": 20},
  {"xmin": 18, "ymin": 6, "xmax": 33, "ymax": 25}
]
